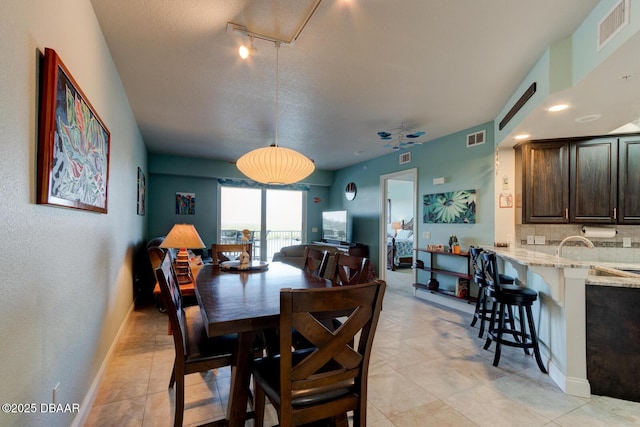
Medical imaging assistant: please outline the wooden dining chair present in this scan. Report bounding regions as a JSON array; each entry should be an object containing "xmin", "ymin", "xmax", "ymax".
[
  {"xmin": 211, "ymin": 243, "xmax": 252, "ymax": 265},
  {"xmin": 155, "ymin": 251, "xmax": 237, "ymax": 427},
  {"xmin": 332, "ymin": 253, "xmax": 371, "ymax": 286},
  {"xmin": 252, "ymin": 280, "xmax": 387, "ymax": 427},
  {"xmin": 149, "ymin": 246, "xmax": 196, "ymax": 310},
  {"xmin": 302, "ymin": 246, "xmax": 329, "ymax": 278}
]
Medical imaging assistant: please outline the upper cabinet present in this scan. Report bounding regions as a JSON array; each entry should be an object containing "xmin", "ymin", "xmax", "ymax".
[
  {"xmin": 618, "ymin": 136, "xmax": 640, "ymax": 223},
  {"xmin": 517, "ymin": 135, "xmax": 640, "ymax": 225},
  {"xmin": 570, "ymin": 138, "xmax": 617, "ymax": 223},
  {"xmin": 519, "ymin": 141, "xmax": 569, "ymax": 223}
]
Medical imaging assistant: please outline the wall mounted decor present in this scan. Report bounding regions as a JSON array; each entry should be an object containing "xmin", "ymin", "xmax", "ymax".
[
  {"xmin": 176, "ymin": 192, "xmax": 195, "ymax": 215},
  {"xmin": 137, "ymin": 167, "xmax": 145, "ymax": 215},
  {"xmin": 345, "ymin": 182, "xmax": 357, "ymax": 201},
  {"xmin": 37, "ymin": 48, "xmax": 110, "ymax": 213},
  {"xmin": 423, "ymin": 189, "xmax": 476, "ymax": 223}
]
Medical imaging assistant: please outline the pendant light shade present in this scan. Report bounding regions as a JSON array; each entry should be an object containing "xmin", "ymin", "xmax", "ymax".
[
  {"xmin": 237, "ymin": 145, "xmax": 315, "ymax": 185},
  {"xmin": 236, "ymin": 42, "xmax": 314, "ymax": 185}
]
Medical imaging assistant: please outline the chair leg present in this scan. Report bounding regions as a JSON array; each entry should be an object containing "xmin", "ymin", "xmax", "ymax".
[
  {"xmin": 526, "ymin": 306, "xmax": 548, "ymax": 373},
  {"xmin": 174, "ymin": 374, "xmax": 185, "ymax": 427},
  {"xmin": 169, "ymin": 360, "xmax": 176, "ymax": 388},
  {"xmin": 483, "ymin": 299, "xmax": 498, "ymax": 350},
  {"xmin": 478, "ymin": 291, "xmax": 489, "ymax": 338},
  {"xmin": 253, "ymin": 378, "xmax": 265, "ymax": 427},
  {"xmin": 492, "ymin": 303, "xmax": 506, "ymax": 367},
  {"xmin": 470, "ymin": 286, "xmax": 483, "ymax": 327},
  {"xmin": 518, "ymin": 306, "xmax": 530, "ymax": 355},
  {"xmin": 333, "ymin": 413, "xmax": 349, "ymax": 427}
]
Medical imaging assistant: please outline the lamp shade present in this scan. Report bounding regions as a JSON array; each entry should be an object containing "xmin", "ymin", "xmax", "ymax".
[
  {"xmin": 237, "ymin": 145, "xmax": 315, "ymax": 185},
  {"xmin": 391, "ymin": 221, "xmax": 402, "ymax": 231},
  {"xmin": 160, "ymin": 224, "xmax": 205, "ymax": 249}
]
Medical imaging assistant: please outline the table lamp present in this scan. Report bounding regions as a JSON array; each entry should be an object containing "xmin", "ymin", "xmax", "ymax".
[
  {"xmin": 391, "ymin": 221, "xmax": 402, "ymax": 237},
  {"xmin": 160, "ymin": 224, "xmax": 206, "ymax": 285}
]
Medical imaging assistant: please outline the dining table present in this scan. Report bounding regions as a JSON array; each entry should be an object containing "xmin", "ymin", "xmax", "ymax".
[{"xmin": 194, "ymin": 260, "xmax": 335, "ymax": 426}]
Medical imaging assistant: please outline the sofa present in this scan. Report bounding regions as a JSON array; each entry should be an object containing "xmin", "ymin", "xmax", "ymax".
[{"xmin": 272, "ymin": 244, "xmax": 344, "ymax": 280}]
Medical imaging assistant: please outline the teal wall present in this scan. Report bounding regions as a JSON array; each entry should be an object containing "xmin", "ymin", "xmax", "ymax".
[{"xmin": 329, "ymin": 122, "xmax": 496, "ymax": 275}]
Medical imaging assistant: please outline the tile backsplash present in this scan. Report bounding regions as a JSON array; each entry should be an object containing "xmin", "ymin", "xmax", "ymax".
[{"xmin": 515, "ymin": 224, "xmax": 640, "ymax": 264}]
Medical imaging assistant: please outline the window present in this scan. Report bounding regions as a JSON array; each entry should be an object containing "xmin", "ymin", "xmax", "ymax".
[{"xmin": 220, "ymin": 186, "xmax": 305, "ymax": 260}]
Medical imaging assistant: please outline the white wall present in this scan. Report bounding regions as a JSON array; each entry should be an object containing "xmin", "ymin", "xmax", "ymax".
[{"xmin": 0, "ymin": 0, "xmax": 146, "ymax": 425}]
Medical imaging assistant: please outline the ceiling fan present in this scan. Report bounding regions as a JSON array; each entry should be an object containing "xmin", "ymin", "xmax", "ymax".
[{"xmin": 377, "ymin": 122, "xmax": 426, "ymax": 150}]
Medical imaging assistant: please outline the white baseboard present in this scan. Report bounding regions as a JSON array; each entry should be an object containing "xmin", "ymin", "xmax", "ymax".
[{"xmin": 71, "ymin": 302, "xmax": 136, "ymax": 427}]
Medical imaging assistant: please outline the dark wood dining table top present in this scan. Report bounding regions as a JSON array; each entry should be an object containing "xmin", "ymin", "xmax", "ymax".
[{"xmin": 195, "ymin": 260, "xmax": 334, "ymax": 337}]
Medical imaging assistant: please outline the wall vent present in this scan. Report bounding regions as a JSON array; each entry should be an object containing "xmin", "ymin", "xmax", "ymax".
[
  {"xmin": 466, "ymin": 130, "xmax": 486, "ymax": 147},
  {"xmin": 499, "ymin": 82, "xmax": 536, "ymax": 130},
  {"xmin": 598, "ymin": 0, "xmax": 629, "ymax": 51},
  {"xmin": 399, "ymin": 152, "xmax": 411, "ymax": 164}
]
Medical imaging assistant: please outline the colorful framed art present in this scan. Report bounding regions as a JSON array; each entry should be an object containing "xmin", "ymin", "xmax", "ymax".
[{"xmin": 37, "ymin": 48, "xmax": 110, "ymax": 213}]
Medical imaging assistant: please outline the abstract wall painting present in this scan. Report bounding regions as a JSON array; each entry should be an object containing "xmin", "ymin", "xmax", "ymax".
[
  {"xmin": 137, "ymin": 167, "xmax": 145, "ymax": 215},
  {"xmin": 37, "ymin": 48, "xmax": 110, "ymax": 213},
  {"xmin": 423, "ymin": 189, "xmax": 476, "ymax": 224},
  {"xmin": 176, "ymin": 192, "xmax": 195, "ymax": 215}
]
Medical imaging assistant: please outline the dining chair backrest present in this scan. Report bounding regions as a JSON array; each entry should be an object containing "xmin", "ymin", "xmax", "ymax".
[
  {"xmin": 332, "ymin": 253, "xmax": 370, "ymax": 286},
  {"xmin": 273, "ymin": 279, "xmax": 386, "ymax": 426},
  {"xmin": 211, "ymin": 243, "xmax": 252, "ymax": 266},
  {"xmin": 302, "ymin": 246, "xmax": 329, "ymax": 278},
  {"xmin": 156, "ymin": 251, "xmax": 188, "ymax": 358}
]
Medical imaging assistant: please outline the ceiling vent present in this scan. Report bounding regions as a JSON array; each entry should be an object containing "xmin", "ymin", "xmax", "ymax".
[
  {"xmin": 399, "ymin": 152, "xmax": 411, "ymax": 164},
  {"xmin": 466, "ymin": 130, "xmax": 486, "ymax": 147},
  {"xmin": 598, "ymin": 0, "xmax": 629, "ymax": 51}
]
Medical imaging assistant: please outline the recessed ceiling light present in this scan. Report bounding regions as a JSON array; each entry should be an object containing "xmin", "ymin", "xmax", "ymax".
[
  {"xmin": 575, "ymin": 114, "xmax": 602, "ymax": 123},
  {"xmin": 514, "ymin": 134, "xmax": 530, "ymax": 140},
  {"xmin": 548, "ymin": 104, "xmax": 569, "ymax": 112}
]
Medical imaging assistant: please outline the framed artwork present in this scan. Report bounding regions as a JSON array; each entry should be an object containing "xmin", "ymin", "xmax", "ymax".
[
  {"xmin": 37, "ymin": 48, "xmax": 110, "ymax": 213},
  {"xmin": 137, "ymin": 167, "xmax": 145, "ymax": 215},
  {"xmin": 176, "ymin": 192, "xmax": 195, "ymax": 215},
  {"xmin": 423, "ymin": 189, "xmax": 476, "ymax": 224}
]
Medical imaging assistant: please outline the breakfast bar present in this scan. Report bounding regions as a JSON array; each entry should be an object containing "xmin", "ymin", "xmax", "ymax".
[{"xmin": 486, "ymin": 247, "xmax": 640, "ymax": 399}]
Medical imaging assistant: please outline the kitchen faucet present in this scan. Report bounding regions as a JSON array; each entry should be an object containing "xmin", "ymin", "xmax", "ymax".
[{"xmin": 556, "ymin": 235, "xmax": 595, "ymax": 257}]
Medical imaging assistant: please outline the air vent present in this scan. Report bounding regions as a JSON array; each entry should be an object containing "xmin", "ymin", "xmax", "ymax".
[
  {"xmin": 467, "ymin": 130, "xmax": 486, "ymax": 147},
  {"xmin": 499, "ymin": 82, "xmax": 536, "ymax": 130},
  {"xmin": 598, "ymin": 0, "xmax": 629, "ymax": 51},
  {"xmin": 399, "ymin": 152, "xmax": 411, "ymax": 164}
]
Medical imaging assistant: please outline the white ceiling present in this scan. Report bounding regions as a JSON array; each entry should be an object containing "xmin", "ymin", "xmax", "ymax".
[{"xmin": 89, "ymin": 0, "xmax": 639, "ymax": 171}]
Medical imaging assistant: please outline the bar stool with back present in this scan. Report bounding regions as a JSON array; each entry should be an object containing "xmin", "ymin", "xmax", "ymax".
[
  {"xmin": 469, "ymin": 246, "xmax": 514, "ymax": 338},
  {"xmin": 481, "ymin": 251, "xmax": 547, "ymax": 373}
]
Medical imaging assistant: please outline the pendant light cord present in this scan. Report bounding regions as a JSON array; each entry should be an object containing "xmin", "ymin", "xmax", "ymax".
[{"xmin": 275, "ymin": 42, "xmax": 280, "ymax": 148}]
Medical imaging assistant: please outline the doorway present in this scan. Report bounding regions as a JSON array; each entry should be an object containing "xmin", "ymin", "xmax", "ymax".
[{"xmin": 379, "ymin": 169, "xmax": 417, "ymax": 283}]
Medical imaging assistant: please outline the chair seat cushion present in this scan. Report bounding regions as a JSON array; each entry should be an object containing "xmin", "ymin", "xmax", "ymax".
[
  {"xmin": 252, "ymin": 348, "xmax": 354, "ymax": 407},
  {"xmin": 498, "ymin": 284, "xmax": 538, "ymax": 304},
  {"xmin": 184, "ymin": 306, "xmax": 237, "ymax": 360}
]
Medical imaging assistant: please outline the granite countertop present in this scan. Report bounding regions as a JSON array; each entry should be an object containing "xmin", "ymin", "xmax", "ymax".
[{"xmin": 484, "ymin": 246, "xmax": 640, "ymax": 289}]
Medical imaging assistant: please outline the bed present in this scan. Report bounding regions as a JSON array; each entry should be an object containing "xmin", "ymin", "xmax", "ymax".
[{"xmin": 386, "ymin": 219, "xmax": 414, "ymax": 270}]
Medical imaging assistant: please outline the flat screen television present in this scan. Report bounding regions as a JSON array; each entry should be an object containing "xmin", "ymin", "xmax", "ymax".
[{"xmin": 322, "ymin": 210, "xmax": 349, "ymax": 244}]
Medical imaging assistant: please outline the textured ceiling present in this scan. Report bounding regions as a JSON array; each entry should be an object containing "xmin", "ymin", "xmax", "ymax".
[{"xmin": 89, "ymin": 0, "xmax": 640, "ymax": 171}]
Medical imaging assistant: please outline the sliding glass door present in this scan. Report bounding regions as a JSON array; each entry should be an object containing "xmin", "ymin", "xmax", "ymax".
[{"xmin": 220, "ymin": 186, "xmax": 305, "ymax": 260}]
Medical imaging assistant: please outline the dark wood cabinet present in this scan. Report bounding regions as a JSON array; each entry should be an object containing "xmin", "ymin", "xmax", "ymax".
[
  {"xmin": 618, "ymin": 136, "xmax": 640, "ymax": 224},
  {"xmin": 520, "ymin": 141, "xmax": 569, "ymax": 223},
  {"xmin": 518, "ymin": 134, "xmax": 640, "ymax": 224},
  {"xmin": 570, "ymin": 138, "xmax": 617, "ymax": 223}
]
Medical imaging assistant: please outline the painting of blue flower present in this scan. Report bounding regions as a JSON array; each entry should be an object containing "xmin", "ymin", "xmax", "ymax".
[{"xmin": 423, "ymin": 190, "xmax": 476, "ymax": 223}]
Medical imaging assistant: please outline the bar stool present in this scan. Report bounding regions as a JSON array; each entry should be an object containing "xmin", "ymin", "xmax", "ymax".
[
  {"xmin": 481, "ymin": 251, "xmax": 547, "ymax": 373},
  {"xmin": 469, "ymin": 246, "xmax": 514, "ymax": 338}
]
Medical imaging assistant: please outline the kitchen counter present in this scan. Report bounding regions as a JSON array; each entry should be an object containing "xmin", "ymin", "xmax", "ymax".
[{"xmin": 478, "ymin": 246, "xmax": 639, "ymax": 399}]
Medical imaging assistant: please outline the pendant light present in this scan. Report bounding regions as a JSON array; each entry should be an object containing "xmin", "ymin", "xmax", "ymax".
[{"xmin": 236, "ymin": 43, "xmax": 315, "ymax": 185}]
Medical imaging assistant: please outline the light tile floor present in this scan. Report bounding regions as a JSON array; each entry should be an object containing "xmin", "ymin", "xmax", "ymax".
[{"xmin": 86, "ymin": 268, "xmax": 640, "ymax": 426}]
